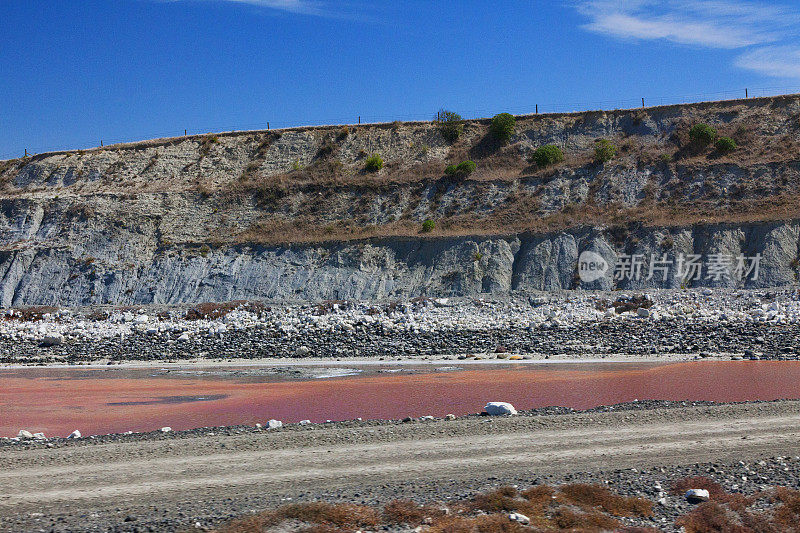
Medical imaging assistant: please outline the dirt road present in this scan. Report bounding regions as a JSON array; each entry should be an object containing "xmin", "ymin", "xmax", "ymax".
[{"xmin": 2, "ymin": 401, "xmax": 800, "ymax": 531}]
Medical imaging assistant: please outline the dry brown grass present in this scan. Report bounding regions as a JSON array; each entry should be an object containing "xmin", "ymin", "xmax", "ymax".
[
  {"xmin": 184, "ymin": 300, "xmax": 267, "ymax": 320},
  {"xmin": 209, "ymin": 482, "xmax": 800, "ymax": 533},
  {"xmin": 557, "ymin": 483, "xmax": 653, "ymax": 517},
  {"xmin": 382, "ymin": 499, "xmax": 447, "ymax": 525},
  {"xmin": 3, "ymin": 306, "xmax": 59, "ymax": 321},
  {"xmin": 673, "ymin": 483, "xmax": 800, "ymax": 533}
]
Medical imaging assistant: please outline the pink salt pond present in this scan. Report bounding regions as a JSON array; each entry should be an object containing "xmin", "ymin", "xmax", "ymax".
[{"xmin": 2, "ymin": 360, "xmax": 800, "ymax": 437}]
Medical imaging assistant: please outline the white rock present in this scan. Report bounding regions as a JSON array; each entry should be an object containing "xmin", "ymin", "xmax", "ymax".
[
  {"xmin": 160, "ymin": 426, "xmax": 172, "ymax": 433},
  {"xmin": 32, "ymin": 432, "xmax": 47, "ymax": 440},
  {"xmin": 445, "ymin": 414, "xmax": 457, "ymax": 420},
  {"xmin": 484, "ymin": 402, "xmax": 517, "ymax": 416},
  {"xmin": 267, "ymin": 419, "xmax": 283, "ymax": 429},
  {"xmin": 295, "ymin": 345, "xmax": 311, "ymax": 356},
  {"xmin": 41, "ymin": 334, "xmax": 64, "ymax": 346},
  {"xmin": 685, "ymin": 488, "xmax": 710, "ymax": 503},
  {"xmin": 508, "ymin": 513, "xmax": 530, "ymax": 525},
  {"xmin": 67, "ymin": 430, "xmax": 82, "ymax": 439},
  {"xmin": 255, "ymin": 423, "xmax": 262, "ymax": 428},
  {"xmin": 17, "ymin": 430, "xmax": 33, "ymax": 439},
  {"xmin": 135, "ymin": 314, "xmax": 149, "ymax": 324},
  {"xmin": 299, "ymin": 420, "xmax": 312, "ymax": 425},
  {"xmin": 177, "ymin": 333, "xmax": 190, "ymax": 342},
  {"xmin": 702, "ymin": 288, "xmax": 713, "ymax": 296}
]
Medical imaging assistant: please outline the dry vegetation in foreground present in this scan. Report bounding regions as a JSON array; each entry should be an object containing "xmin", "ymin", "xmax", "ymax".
[
  {"xmin": 210, "ymin": 479, "xmax": 800, "ymax": 533},
  {"xmin": 211, "ymin": 483, "xmax": 655, "ymax": 533}
]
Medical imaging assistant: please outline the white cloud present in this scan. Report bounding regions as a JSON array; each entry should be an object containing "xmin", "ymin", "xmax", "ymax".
[
  {"xmin": 156, "ymin": 0, "xmax": 334, "ymax": 16},
  {"xmin": 575, "ymin": 0, "xmax": 798, "ymax": 49},
  {"xmin": 215, "ymin": 0, "xmax": 326, "ymax": 15},
  {"xmin": 735, "ymin": 46, "xmax": 800, "ymax": 78}
]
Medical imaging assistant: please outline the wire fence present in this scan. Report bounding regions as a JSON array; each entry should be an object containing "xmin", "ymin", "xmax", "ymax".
[{"xmin": 3, "ymin": 84, "xmax": 800, "ymax": 161}]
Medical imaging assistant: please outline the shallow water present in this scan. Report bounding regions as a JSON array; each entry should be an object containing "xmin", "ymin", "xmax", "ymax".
[{"xmin": 2, "ymin": 360, "xmax": 800, "ymax": 437}]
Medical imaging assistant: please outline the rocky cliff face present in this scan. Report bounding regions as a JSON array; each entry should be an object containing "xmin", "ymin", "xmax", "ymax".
[{"xmin": 2, "ymin": 95, "xmax": 800, "ymax": 306}]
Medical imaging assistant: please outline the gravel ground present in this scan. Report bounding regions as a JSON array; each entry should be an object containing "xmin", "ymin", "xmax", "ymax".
[{"xmin": 2, "ymin": 400, "xmax": 800, "ymax": 532}]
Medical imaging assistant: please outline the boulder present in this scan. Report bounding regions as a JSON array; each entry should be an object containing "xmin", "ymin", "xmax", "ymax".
[
  {"xmin": 67, "ymin": 430, "xmax": 82, "ymax": 439},
  {"xmin": 295, "ymin": 346, "xmax": 311, "ymax": 357},
  {"xmin": 298, "ymin": 420, "xmax": 312, "ymax": 425},
  {"xmin": 685, "ymin": 489, "xmax": 710, "ymax": 504},
  {"xmin": 160, "ymin": 426, "xmax": 172, "ymax": 433},
  {"xmin": 508, "ymin": 513, "xmax": 530, "ymax": 525},
  {"xmin": 484, "ymin": 402, "xmax": 518, "ymax": 415},
  {"xmin": 41, "ymin": 334, "xmax": 64, "ymax": 347},
  {"xmin": 32, "ymin": 432, "xmax": 47, "ymax": 440},
  {"xmin": 636, "ymin": 307, "xmax": 650, "ymax": 318},
  {"xmin": 267, "ymin": 419, "xmax": 283, "ymax": 429},
  {"xmin": 445, "ymin": 414, "xmax": 457, "ymax": 420},
  {"xmin": 17, "ymin": 430, "xmax": 33, "ymax": 439}
]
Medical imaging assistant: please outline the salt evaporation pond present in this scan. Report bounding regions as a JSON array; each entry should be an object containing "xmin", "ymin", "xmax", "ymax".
[{"xmin": 2, "ymin": 360, "xmax": 800, "ymax": 437}]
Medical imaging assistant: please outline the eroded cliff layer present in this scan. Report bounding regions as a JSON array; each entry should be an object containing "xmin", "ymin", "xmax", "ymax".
[{"xmin": 2, "ymin": 94, "xmax": 800, "ymax": 305}]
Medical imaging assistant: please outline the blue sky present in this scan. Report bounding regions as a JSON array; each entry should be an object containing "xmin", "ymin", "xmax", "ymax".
[{"xmin": 3, "ymin": 0, "xmax": 800, "ymax": 159}]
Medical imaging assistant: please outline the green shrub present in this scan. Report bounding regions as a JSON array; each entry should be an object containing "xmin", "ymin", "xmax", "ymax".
[
  {"xmin": 715, "ymin": 136, "xmax": 737, "ymax": 152},
  {"xmin": 689, "ymin": 123, "xmax": 717, "ymax": 146},
  {"xmin": 531, "ymin": 144, "xmax": 564, "ymax": 167},
  {"xmin": 438, "ymin": 109, "xmax": 463, "ymax": 143},
  {"xmin": 445, "ymin": 160, "xmax": 477, "ymax": 177},
  {"xmin": 594, "ymin": 139, "xmax": 617, "ymax": 163},
  {"xmin": 365, "ymin": 153, "xmax": 384, "ymax": 172},
  {"xmin": 421, "ymin": 219, "xmax": 435, "ymax": 232},
  {"xmin": 490, "ymin": 113, "xmax": 516, "ymax": 143},
  {"xmin": 456, "ymin": 160, "xmax": 476, "ymax": 175}
]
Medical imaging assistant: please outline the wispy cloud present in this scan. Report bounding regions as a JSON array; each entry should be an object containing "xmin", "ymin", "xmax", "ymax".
[
  {"xmin": 574, "ymin": 0, "xmax": 800, "ymax": 77},
  {"xmin": 735, "ymin": 45, "xmax": 800, "ymax": 78},
  {"xmin": 211, "ymin": 0, "xmax": 327, "ymax": 16},
  {"xmin": 156, "ymin": 0, "xmax": 341, "ymax": 17},
  {"xmin": 575, "ymin": 0, "xmax": 795, "ymax": 48}
]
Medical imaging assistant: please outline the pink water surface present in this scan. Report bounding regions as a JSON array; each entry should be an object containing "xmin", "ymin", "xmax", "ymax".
[{"xmin": 2, "ymin": 361, "xmax": 799, "ymax": 437}]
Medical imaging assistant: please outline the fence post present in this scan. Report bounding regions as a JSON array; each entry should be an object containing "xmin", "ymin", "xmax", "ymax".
[
  {"xmin": 745, "ymin": 88, "xmax": 748, "ymax": 98},
  {"xmin": 358, "ymin": 116, "xmax": 361, "ymax": 124},
  {"xmin": 535, "ymin": 104, "xmax": 538, "ymax": 114},
  {"xmin": 642, "ymin": 98, "xmax": 645, "ymax": 108},
  {"xmin": 267, "ymin": 122, "xmax": 269, "ymax": 130},
  {"xmin": 184, "ymin": 129, "xmax": 187, "ymax": 136},
  {"xmin": 100, "ymin": 140, "xmax": 103, "ymax": 147},
  {"xmin": 24, "ymin": 149, "xmax": 27, "ymax": 157}
]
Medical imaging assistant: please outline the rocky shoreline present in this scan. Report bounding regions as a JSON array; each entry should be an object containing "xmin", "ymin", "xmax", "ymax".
[
  {"xmin": 0, "ymin": 399, "xmax": 741, "ymax": 447},
  {"xmin": 2, "ymin": 288, "xmax": 800, "ymax": 365}
]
